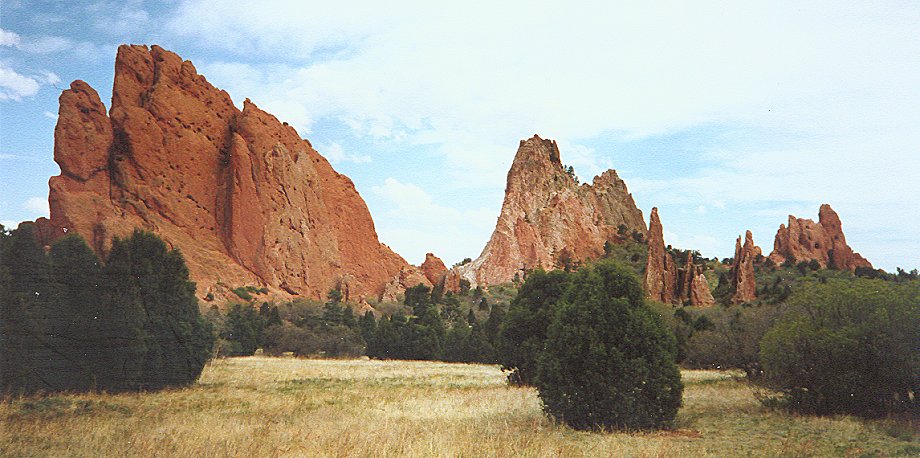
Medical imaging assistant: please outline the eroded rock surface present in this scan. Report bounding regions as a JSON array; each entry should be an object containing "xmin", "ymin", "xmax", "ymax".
[
  {"xmin": 645, "ymin": 207, "xmax": 714, "ymax": 306},
  {"xmin": 731, "ymin": 231, "xmax": 759, "ymax": 304},
  {"xmin": 768, "ymin": 204, "xmax": 871, "ymax": 271},
  {"xmin": 457, "ymin": 135, "xmax": 645, "ymax": 286},
  {"xmin": 36, "ymin": 45, "xmax": 416, "ymax": 301}
]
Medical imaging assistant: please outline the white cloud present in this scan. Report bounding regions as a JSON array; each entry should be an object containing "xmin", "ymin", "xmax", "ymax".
[
  {"xmin": 17, "ymin": 35, "xmax": 74, "ymax": 54},
  {"xmin": 0, "ymin": 29, "xmax": 20, "ymax": 47},
  {"xmin": 371, "ymin": 178, "xmax": 496, "ymax": 264},
  {"xmin": 318, "ymin": 142, "xmax": 371, "ymax": 165},
  {"xmin": 43, "ymin": 111, "xmax": 57, "ymax": 120},
  {"xmin": 41, "ymin": 72, "xmax": 60, "ymax": 85},
  {"xmin": 23, "ymin": 196, "xmax": 48, "ymax": 216},
  {"xmin": 159, "ymin": 2, "xmax": 920, "ymax": 269},
  {"xmin": 0, "ymin": 220, "xmax": 19, "ymax": 230},
  {"xmin": 0, "ymin": 64, "xmax": 40, "ymax": 101}
]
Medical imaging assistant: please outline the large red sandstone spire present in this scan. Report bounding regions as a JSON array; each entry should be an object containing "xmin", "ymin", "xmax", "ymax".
[
  {"xmin": 36, "ymin": 45, "xmax": 422, "ymax": 301},
  {"xmin": 731, "ymin": 230, "xmax": 759, "ymax": 304},
  {"xmin": 456, "ymin": 135, "xmax": 646, "ymax": 286},
  {"xmin": 644, "ymin": 208, "xmax": 677, "ymax": 303},
  {"xmin": 768, "ymin": 204, "xmax": 871, "ymax": 270}
]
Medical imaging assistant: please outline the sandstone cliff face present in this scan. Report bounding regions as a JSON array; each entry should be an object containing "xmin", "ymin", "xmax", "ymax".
[
  {"xmin": 457, "ymin": 135, "xmax": 645, "ymax": 286},
  {"xmin": 645, "ymin": 207, "xmax": 714, "ymax": 306},
  {"xmin": 731, "ymin": 231, "xmax": 759, "ymax": 304},
  {"xmin": 768, "ymin": 204, "xmax": 871, "ymax": 271},
  {"xmin": 644, "ymin": 207, "xmax": 678, "ymax": 303},
  {"xmin": 419, "ymin": 253, "xmax": 448, "ymax": 286},
  {"xmin": 36, "ymin": 45, "xmax": 416, "ymax": 301}
]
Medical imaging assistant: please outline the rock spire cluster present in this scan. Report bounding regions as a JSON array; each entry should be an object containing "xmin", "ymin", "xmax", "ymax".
[{"xmin": 644, "ymin": 208, "xmax": 715, "ymax": 306}]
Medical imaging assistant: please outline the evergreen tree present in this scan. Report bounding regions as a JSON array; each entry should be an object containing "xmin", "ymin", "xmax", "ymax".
[
  {"xmin": 106, "ymin": 231, "xmax": 214, "ymax": 390},
  {"xmin": 496, "ymin": 269, "xmax": 571, "ymax": 385},
  {"xmin": 47, "ymin": 235, "xmax": 104, "ymax": 390},
  {"xmin": 222, "ymin": 303, "xmax": 262, "ymax": 356},
  {"xmin": 536, "ymin": 261, "xmax": 682, "ymax": 431},
  {"xmin": 359, "ymin": 311, "xmax": 376, "ymax": 347},
  {"xmin": 1, "ymin": 223, "xmax": 54, "ymax": 393}
]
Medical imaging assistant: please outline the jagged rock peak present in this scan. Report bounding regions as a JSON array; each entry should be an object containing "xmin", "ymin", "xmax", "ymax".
[
  {"xmin": 768, "ymin": 204, "xmax": 871, "ymax": 271},
  {"xmin": 456, "ymin": 135, "xmax": 646, "ymax": 287},
  {"xmin": 645, "ymin": 207, "xmax": 714, "ymax": 306},
  {"xmin": 645, "ymin": 207, "xmax": 677, "ymax": 303},
  {"xmin": 731, "ymin": 230, "xmax": 759, "ymax": 304},
  {"xmin": 36, "ymin": 44, "xmax": 416, "ymax": 303}
]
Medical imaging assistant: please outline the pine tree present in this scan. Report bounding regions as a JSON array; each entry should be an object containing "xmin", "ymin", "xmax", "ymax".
[
  {"xmin": 47, "ymin": 235, "xmax": 103, "ymax": 390},
  {"xmin": 536, "ymin": 260, "xmax": 682, "ymax": 431},
  {"xmin": 495, "ymin": 269, "xmax": 571, "ymax": 385},
  {"xmin": 1, "ymin": 223, "xmax": 54, "ymax": 393},
  {"xmin": 359, "ymin": 311, "xmax": 376, "ymax": 347}
]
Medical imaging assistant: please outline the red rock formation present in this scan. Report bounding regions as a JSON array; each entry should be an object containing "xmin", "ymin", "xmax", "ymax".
[
  {"xmin": 645, "ymin": 207, "xmax": 714, "ymax": 306},
  {"xmin": 419, "ymin": 252, "xmax": 448, "ymax": 286},
  {"xmin": 768, "ymin": 204, "xmax": 872, "ymax": 271},
  {"xmin": 645, "ymin": 207, "xmax": 678, "ymax": 303},
  {"xmin": 457, "ymin": 135, "xmax": 645, "ymax": 286},
  {"xmin": 678, "ymin": 256, "xmax": 716, "ymax": 306},
  {"xmin": 36, "ymin": 45, "xmax": 416, "ymax": 301},
  {"xmin": 731, "ymin": 231, "xmax": 759, "ymax": 304},
  {"xmin": 380, "ymin": 266, "xmax": 432, "ymax": 303}
]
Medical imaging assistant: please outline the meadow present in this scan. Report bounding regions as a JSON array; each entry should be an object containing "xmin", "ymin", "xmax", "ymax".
[{"xmin": 2, "ymin": 357, "xmax": 916, "ymax": 457}]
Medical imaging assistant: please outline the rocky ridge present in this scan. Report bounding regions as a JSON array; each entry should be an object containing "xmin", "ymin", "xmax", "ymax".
[
  {"xmin": 35, "ymin": 45, "xmax": 421, "ymax": 302},
  {"xmin": 768, "ymin": 204, "xmax": 871, "ymax": 271},
  {"xmin": 456, "ymin": 135, "xmax": 646, "ymax": 287}
]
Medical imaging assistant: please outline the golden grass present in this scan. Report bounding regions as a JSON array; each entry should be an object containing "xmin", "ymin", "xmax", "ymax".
[{"xmin": 2, "ymin": 357, "xmax": 916, "ymax": 457}]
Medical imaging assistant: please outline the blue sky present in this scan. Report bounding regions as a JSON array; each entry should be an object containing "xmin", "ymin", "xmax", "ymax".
[{"xmin": 2, "ymin": 1, "xmax": 919, "ymax": 271}]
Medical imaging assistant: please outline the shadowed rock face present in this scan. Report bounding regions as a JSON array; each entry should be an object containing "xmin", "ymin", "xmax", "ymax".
[
  {"xmin": 457, "ymin": 135, "xmax": 646, "ymax": 286},
  {"xmin": 645, "ymin": 207, "xmax": 715, "ymax": 306},
  {"xmin": 768, "ymin": 204, "xmax": 872, "ymax": 271},
  {"xmin": 36, "ymin": 45, "xmax": 418, "ymax": 301},
  {"xmin": 731, "ymin": 230, "xmax": 759, "ymax": 304}
]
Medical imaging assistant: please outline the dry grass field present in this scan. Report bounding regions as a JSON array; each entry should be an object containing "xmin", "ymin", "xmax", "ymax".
[{"xmin": 2, "ymin": 357, "xmax": 917, "ymax": 457}]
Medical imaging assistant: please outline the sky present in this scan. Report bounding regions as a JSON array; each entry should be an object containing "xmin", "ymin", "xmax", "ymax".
[{"xmin": 1, "ymin": 1, "xmax": 919, "ymax": 271}]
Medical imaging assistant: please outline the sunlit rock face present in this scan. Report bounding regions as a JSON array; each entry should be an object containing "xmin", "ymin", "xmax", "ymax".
[
  {"xmin": 731, "ymin": 230, "xmax": 760, "ymax": 304},
  {"xmin": 457, "ymin": 135, "xmax": 646, "ymax": 287},
  {"xmin": 36, "ymin": 45, "xmax": 417, "ymax": 302},
  {"xmin": 768, "ymin": 204, "xmax": 872, "ymax": 271}
]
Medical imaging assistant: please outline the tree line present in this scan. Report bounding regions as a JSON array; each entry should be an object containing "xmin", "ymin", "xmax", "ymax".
[{"xmin": 1, "ymin": 224, "xmax": 214, "ymax": 395}]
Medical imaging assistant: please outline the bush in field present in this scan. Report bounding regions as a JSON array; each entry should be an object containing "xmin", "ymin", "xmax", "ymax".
[
  {"xmin": 759, "ymin": 279, "xmax": 919, "ymax": 417},
  {"xmin": 495, "ymin": 269, "xmax": 571, "ymax": 385},
  {"xmin": 536, "ymin": 260, "xmax": 682, "ymax": 431},
  {"xmin": 682, "ymin": 304, "xmax": 786, "ymax": 377}
]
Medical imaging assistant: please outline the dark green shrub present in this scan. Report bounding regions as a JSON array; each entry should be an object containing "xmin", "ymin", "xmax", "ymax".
[
  {"xmin": 536, "ymin": 261, "xmax": 682, "ymax": 431},
  {"xmin": 759, "ymin": 279, "xmax": 919, "ymax": 417},
  {"xmin": 682, "ymin": 304, "xmax": 786, "ymax": 377},
  {"xmin": 495, "ymin": 269, "xmax": 571, "ymax": 385}
]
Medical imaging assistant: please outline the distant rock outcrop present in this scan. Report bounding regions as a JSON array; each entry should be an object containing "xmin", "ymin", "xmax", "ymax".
[
  {"xmin": 456, "ymin": 135, "xmax": 645, "ymax": 286},
  {"xmin": 645, "ymin": 207, "xmax": 714, "ymax": 306},
  {"xmin": 419, "ymin": 252, "xmax": 448, "ymax": 286},
  {"xmin": 380, "ymin": 266, "xmax": 432, "ymax": 303},
  {"xmin": 731, "ymin": 231, "xmax": 759, "ymax": 304},
  {"xmin": 35, "ymin": 45, "xmax": 417, "ymax": 302},
  {"xmin": 768, "ymin": 204, "xmax": 871, "ymax": 271}
]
